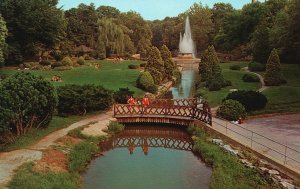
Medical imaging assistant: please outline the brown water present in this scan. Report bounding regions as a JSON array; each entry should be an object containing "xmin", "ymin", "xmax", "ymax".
[{"xmin": 83, "ymin": 125, "xmax": 212, "ymax": 189}]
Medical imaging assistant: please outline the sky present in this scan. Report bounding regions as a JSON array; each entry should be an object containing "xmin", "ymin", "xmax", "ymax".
[{"xmin": 58, "ymin": 0, "xmax": 257, "ymax": 20}]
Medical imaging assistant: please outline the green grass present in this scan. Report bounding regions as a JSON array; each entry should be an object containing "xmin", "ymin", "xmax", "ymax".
[
  {"xmin": 197, "ymin": 62, "xmax": 260, "ymax": 107},
  {"xmin": 0, "ymin": 60, "xmax": 145, "ymax": 96},
  {"xmin": 68, "ymin": 137, "xmax": 102, "ymax": 173},
  {"xmin": 188, "ymin": 126, "xmax": 280, "ymax": 189},
  {"xmin": 1, "ymin": 115, "xmax": 91, "ymax": 152},
  {"xmin": 252, "ymin": 64, "xmax": 300, "ymax": 114},
  {"xmin": 8, "ymin": 162, "xmax": 79, "ymax": 189}
]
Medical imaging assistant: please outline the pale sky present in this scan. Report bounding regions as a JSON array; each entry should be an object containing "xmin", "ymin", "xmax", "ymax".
[{"xmin": 58, "ymin": 0, "xmax": 258, "ymax": 20}]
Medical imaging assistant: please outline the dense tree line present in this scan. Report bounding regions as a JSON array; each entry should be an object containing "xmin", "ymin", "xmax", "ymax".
[{"xmin": 0, "ymin": 0, "xmax": 299, "ymax": 65}]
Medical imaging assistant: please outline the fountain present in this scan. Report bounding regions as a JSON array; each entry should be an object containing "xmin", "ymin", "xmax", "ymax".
[
  {"xmin": 179, "ymin": 16, "xmax": 195, "ymax": 58},
  {"xmin": 174, "ymin": 16, "xmax": 200, "ymax": 64}
]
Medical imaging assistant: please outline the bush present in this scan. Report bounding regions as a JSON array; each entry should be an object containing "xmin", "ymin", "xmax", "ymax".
[
  {"xmin": 208, "ymin": 81, "xmax": 222, "ymax": 91},
  {"xmin": 217, "ymin": 100, "xmax": 247, "ymax": 121},
  {"xmin": 106, "ymin": 121, "xmax": 124, "ymax": 135},
  {"xmin": 51, "ymin": 61, "xmax": 63, "ymax": 68},
  {"xmin": 140, "ymin": 63, "xmax": 146, "ymax": 67},
  {"xmin": 57, "ymin": 85, "xmax": 113, "ymax": 115},
  {"xmin": 242, "ymin": 73, "xmax": 260, "ymax": 82},
  {"xmin": 50, "ymin": 50, "xmax": 63, "ymax": 61},
  {"xmin": 0, "ymin": 72, "xmax": 57, "ymax": 140},
  {"xmin": 224, "ymin": 90, "xmax": 267, "ymax": 112},
  {"xmin": 61, "ymin": 56, "xmax": 73, "ymax": 66},
  {"xmin": 39, "ymin": 59, "xmax": 51, "ymax": 66},
  {"xmin": 206, "ymin": 74, "xmax": 231, "ymax": 91},
  {"xmin": 248, "ymin": 62, "xmax": 265, "ymax": 72},
  {"xmin": 128, "ymin": 64, "xmax": 140, "ymax": 69},
  {"xmin": 229, "ymin": 65, "xmax": 241, "ymax": 70},
  {"xmin": 77, "ymin": 56, "xmax": 85, "ymax": 65},
  {"xmin": 113, "ymin": 87, "xmax": 134, "ymax": 104},
  {"xmin": 147, "ymin": 84, "xmax": 158, "ymax": 94}
]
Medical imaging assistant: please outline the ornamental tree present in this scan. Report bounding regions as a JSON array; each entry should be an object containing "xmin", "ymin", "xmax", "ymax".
[
  {"xmin": 264, "ymin": 48, "xmax": 284, "ymax": 86},
  {"xmin": 0, "ymin": 72, "xmax": 57, "ymax": 140}
]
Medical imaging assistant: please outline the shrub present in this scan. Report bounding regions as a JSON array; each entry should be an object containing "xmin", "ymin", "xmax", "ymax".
[
  {"xmin": 61, "ymin": 56, "xmax": 72, "ymax": 66},
  {"xmin": 113, "ymin": 87, "xmax": 134, "ymax": 104},
  {"xmin": 39, "ymin": 59, "xmax": 51, "ymax": 66},
  {"xmin": 242, "ymin": 73, "xmax": 260, "ymax": 82},
  {"xmin": 229, "ymin": 65, "xmax": 241, "ymax": 70},
  {"xmin": 77, "ymin": 56, "xmax": 85, "ymax": 65},
  {"xmin": 217, "ymin": 100, "xmax": 247, "ymax": 121},
  {"xmin": 208, "ymin": 81, "xmax": 222, "ymax": 91},
  {"xmin": 140, "ymin": 63, "xmax": 146, "ymax": 67},
  {"xmin": 50, "ymin": 50, "xmax": 63, "ymax": 61},
  {"xmin": 147, "ymin": 84, "xmax": 158, "ymax": 94},
  {"xmin": 106, "ymin": 121, "xmax": 124, "ymax": 135},
  {"xmin": 146, "ymin": 67, "xmax": 163, "ymax": 84},
  {"xmin": 128, "ymin": 64, "xmax": 140, "ymax": 69},
  {"xmin": 224, "ymin": 90, "xmax": 267, "ymax": 112},
  {"xmin": 57, "ymin": 85, "xmax": 113, "ymax": 115},
  {"xmin": 51, "ymin": 62, "xmax": 63, "ymax": 68},
  {"xmin": 248, "ymin": 62, "xmax": 265, "ymax": 72},
  {"xmin": 0, "ymin": 72, "xmax": 57, "ymax": 140}
]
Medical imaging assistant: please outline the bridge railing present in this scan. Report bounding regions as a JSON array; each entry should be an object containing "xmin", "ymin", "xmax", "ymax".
[{"xmin": 113, "ymin": 98, "xmax": 212, "ymax": 125}]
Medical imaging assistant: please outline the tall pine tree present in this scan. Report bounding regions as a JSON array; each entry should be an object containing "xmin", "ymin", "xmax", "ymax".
[
  {"xmin": 264, "ymin": 48, "xmax": 284, "ymax": 86},
  {"xmin": 145, "ymin": 46, "xmax": 164, "ymax": 84},
  {"xmin": 160, "ymin": 45, "xmax": 176, "ymax": 80}
]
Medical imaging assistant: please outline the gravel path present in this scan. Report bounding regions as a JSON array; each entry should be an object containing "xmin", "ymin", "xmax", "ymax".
[{"xmin": 0, "ymin": 111, "xmax": 113, "ymax": 187}]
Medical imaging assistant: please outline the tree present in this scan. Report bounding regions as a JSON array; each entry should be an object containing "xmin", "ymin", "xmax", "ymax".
[
  {"xmin": 0, "ymin": 0, "xmax": 66, "ymax": 64},
  {"xmin": 97, "ymin": 18, "xmax": 125, "ymax": 57},
  {"xmin": 97, "ymin": 5, "xmax": 120, "ymax": 19},
  {"xmin": 0, "ymin": 72, "xmax": 57, "ymax": 141},
  {"xmin": 120, "ymin": 11, "xmax": 152, "ymax": 54},
  {"xmin": 264, "ymin": 48, "xmax": 284, "ymax": 86},
  {"xmin": 199, "ymin": 45, "xmax": 220, "ymax": 81},
  {"xmin": 145, "ymin": 46, "xmax": 165, "ymax": 84},
  {"xmin": 185, "ymin": 3, "xmax": 213, "ymax": 53},
  {"xmin": 251, "ymin": 19, "xmax": 271, "ymax": 64},
  {"xmin": 160, "ymin": 45, "xmax": 176, "ymax": 80},
  {"xmin": 0, "ymin": 15, "xmax": 7, "ymax": 67}
]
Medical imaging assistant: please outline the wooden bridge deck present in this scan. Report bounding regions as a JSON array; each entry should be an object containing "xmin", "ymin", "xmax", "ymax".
[{"xmin": 113, "ymin": 98, "xmax": 212, "ymax": 126}]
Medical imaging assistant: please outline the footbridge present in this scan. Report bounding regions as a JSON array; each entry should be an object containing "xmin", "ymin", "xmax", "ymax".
[{"xmin": 113, "ymin": 98, "xmax": 212, "ymax": 126}]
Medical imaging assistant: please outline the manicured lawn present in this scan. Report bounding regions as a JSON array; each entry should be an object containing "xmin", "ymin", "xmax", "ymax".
[
  {"xmin": 197, "ymin": 62, "xmax": 260, "ymax": 107},
  {"xmin": 253, "ymin": 64, "xmax": 300, "ymax": 114},
  {"xmin": 0, "ymin": 60, "xmax": 145, "ymax": 96}
]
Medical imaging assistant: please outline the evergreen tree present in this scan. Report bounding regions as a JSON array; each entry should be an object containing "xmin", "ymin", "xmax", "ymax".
[
  {"xmin": 145, "ymin": 46, "xmax": 164, "ymax": 84},
  {"xmin": 264, "ymin": 48, "xmax": 284, "ymax": 86},
  {"xmin": 251, "ymin": 19, "xmax": 271, "ymax": 64},
  {"xmin": 160, "ymin": 45, "xmax": 176, "ymax": 80},
  {"xmin": 0, "ymin": 16, "xmax": 8, "ymax": 67},
  {"xmin": 199, "ymin": 45, "xmax": 221, "ymax": 81}
]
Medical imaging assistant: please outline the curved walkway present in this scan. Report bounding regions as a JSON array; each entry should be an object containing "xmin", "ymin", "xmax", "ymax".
[
  {"xmin": 0, "ymin": 111, "xmax": 114, "ymax": 187},
  {"xmin": 242, "ymin": 66, "xmax": 268, "ymax": 92}
]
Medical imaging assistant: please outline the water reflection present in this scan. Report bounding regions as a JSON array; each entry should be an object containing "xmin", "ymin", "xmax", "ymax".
[
  {"xmin": 100, "ymin": 126, "xmax": 193, "ymax": 155},
  {"xmin": 83, "ymin": 125, "xmax": 212, "ymax": 189}
]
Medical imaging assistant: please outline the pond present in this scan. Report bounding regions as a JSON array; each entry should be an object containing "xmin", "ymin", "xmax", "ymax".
[
  {"xmin": 83, "ymin": 126, "xmax": 211, "ymax": 189},
  {"xmin": 83, "ymin": 65, "xmax": 212, "ymax": 189}
]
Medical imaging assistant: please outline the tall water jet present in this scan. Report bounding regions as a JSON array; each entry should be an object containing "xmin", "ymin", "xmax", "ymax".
[{"xmin": 179, "ymin": 16, "xmax": 196, "ymax": 58}]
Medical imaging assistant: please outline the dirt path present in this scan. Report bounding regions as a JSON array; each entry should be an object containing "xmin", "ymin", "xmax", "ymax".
[{"xmin": 0, "ymin": 111, "xmax": 114, "ymax": 187}]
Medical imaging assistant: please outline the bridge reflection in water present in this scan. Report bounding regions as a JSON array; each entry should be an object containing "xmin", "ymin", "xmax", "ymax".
[{"xmin": 100, "ymin": 125, "xmax": 193, "ymax": 155}]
